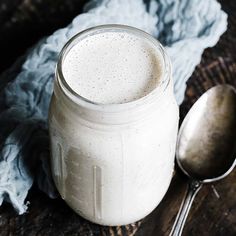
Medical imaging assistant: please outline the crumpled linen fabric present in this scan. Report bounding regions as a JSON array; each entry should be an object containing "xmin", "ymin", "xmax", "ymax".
[{"xmin": 0, "ymin": 0, "xmax": 227, "ymax": 214}]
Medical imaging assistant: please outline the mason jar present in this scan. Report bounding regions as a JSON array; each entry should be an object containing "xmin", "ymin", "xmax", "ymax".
[{"xmin": 49, "ymin": 25, "xmax": 179, "ymax": 226}]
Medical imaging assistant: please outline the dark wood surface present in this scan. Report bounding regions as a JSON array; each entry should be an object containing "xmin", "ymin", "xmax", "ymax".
[
  {"xmin": 0, "ymin": 0, "xmax": 236, "ymax": 235},
  {"xmin": 0, "ymin": 0, "xmax": 87, "ymax": 72}
]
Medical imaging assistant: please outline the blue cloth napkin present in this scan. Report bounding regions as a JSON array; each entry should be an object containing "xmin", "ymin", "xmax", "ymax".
[{"xmin": 0, "ymin": 0, "xmax": 227, "ymax": 214}]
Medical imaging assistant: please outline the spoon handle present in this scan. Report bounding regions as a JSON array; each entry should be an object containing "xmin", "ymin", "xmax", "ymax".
[{"xmin": 169, "ymin": 180, "xmax": 202, "ymax": 236}]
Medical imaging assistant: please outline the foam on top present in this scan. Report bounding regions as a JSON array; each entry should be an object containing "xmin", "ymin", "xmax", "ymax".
[{"xmin": 62, "ymin": 31, "xmax": 163, "ymax": 104}]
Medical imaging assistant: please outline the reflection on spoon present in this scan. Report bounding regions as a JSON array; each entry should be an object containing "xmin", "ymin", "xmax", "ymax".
[{"xmin": 170, "ymin": 85, "xmax": 236, "ymax": 236}]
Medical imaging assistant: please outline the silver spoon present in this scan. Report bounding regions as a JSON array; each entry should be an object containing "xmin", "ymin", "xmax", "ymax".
[{"xmin": 170, "ymin": 85, "xmax": 236, "ymax": 236}]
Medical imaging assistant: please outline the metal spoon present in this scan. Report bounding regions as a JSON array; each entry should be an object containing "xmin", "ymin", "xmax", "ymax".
[{"xmin": 170, "ymin": 85, "xmax": 236, "ymax": 236}]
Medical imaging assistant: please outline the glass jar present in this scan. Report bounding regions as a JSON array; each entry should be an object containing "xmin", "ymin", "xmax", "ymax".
[{"xmin": 49, "ymin": 25, "xmax": 179, "ymax": 226}]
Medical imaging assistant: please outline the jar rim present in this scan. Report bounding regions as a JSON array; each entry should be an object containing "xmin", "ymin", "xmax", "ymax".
[{"xmin": 56, "ymin": 24, "xmax": 171, "ymax": 113}]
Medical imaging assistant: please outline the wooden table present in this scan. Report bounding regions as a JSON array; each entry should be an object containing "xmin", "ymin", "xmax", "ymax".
[{"xmin": 0, "ymin": 0, "xmax": 236, "ymax": 235}]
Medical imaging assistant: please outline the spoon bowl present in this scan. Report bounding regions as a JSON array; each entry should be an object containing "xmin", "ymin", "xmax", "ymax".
[{"xmin": 170, "ymin": 85, "xmax": 236, "ymax": 236}]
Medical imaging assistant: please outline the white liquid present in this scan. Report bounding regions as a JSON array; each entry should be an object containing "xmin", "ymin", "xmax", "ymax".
[
  {"xmin": 62, "ymin": 32, "xmax": 163, "ymax": 104},
  {"xmin": 49, "ymin": 27, "xmax": 179, "ymax": 226}
]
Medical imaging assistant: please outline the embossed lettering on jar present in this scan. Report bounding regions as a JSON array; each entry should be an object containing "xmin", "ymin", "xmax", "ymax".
[{"xmin": 49, "ymin": 25, "xmax": 179, "ymax": 226}]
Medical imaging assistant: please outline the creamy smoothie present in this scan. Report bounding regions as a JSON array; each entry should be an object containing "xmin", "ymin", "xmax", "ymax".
[
  {"xmin": 62, "ymin": 31, "xmax": 163, "ymax": 104},
  {"xmin": 49, "ymin": 25, "xmax": 179, "ymax": 226}
]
